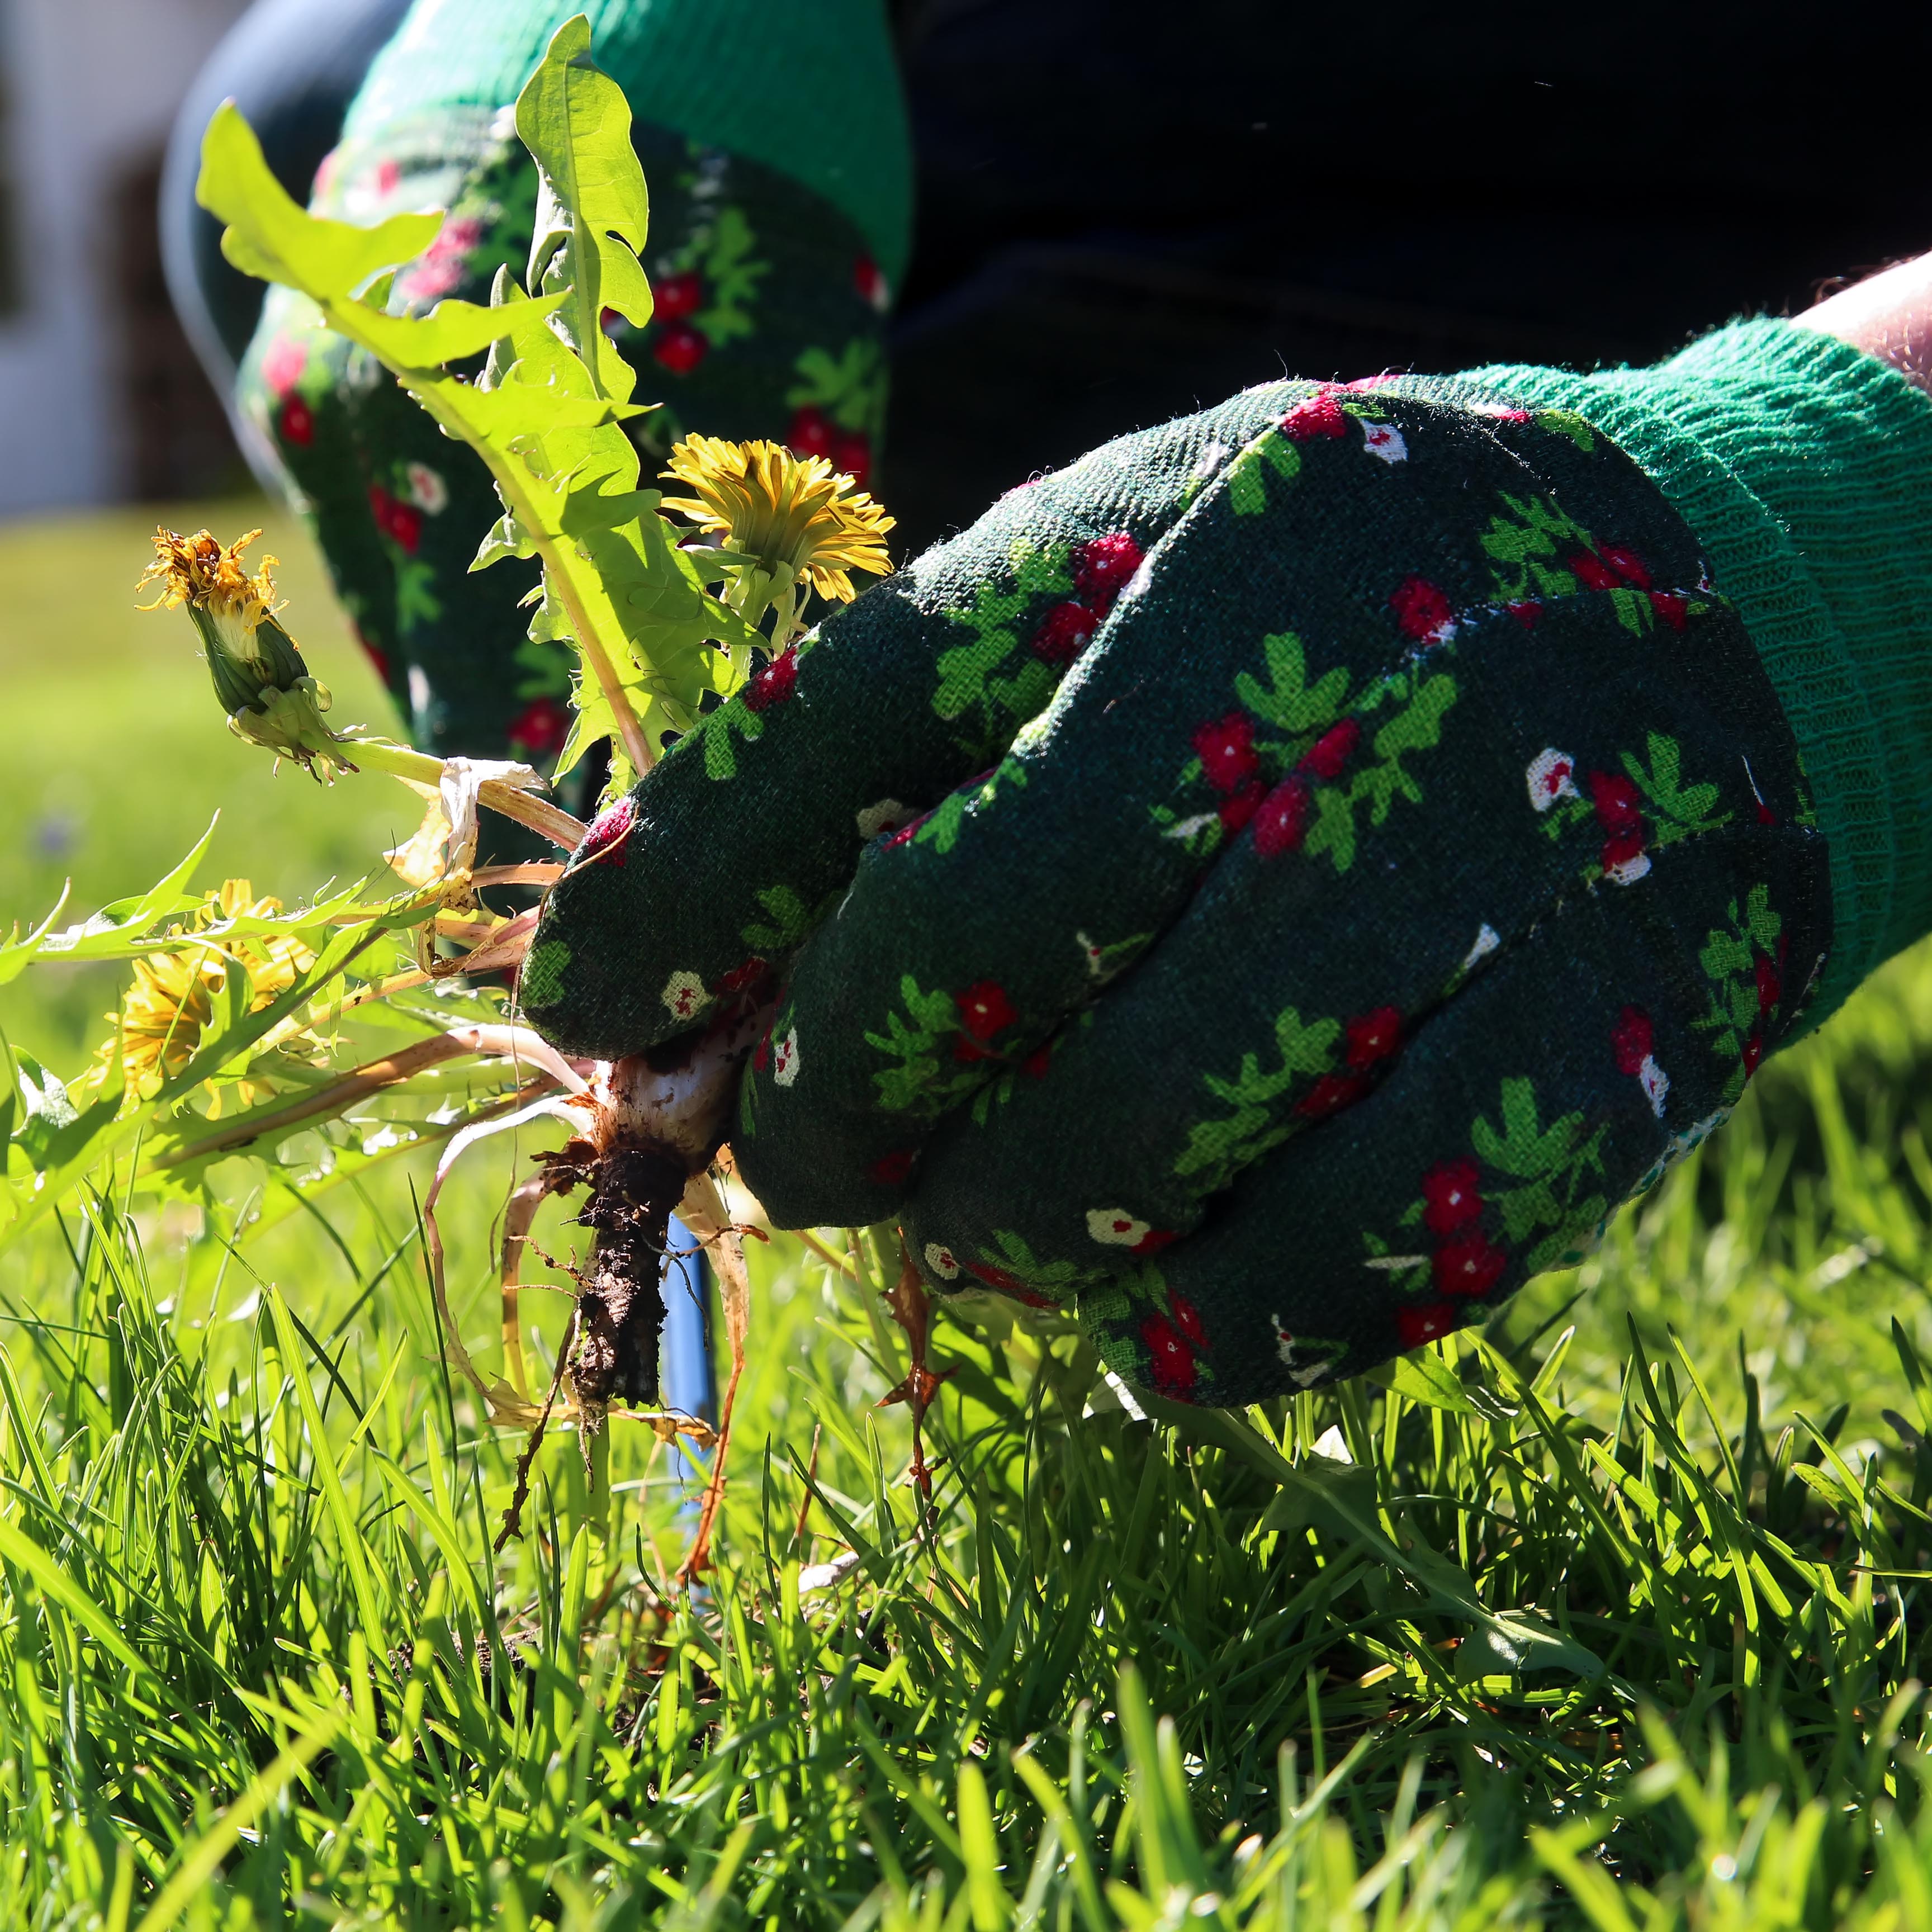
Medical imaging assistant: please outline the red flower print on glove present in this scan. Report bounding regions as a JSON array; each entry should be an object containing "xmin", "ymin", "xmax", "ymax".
[
  {"xmin": 1073, "ymin": 532, "xmax": 1144, "ymax": 614},
  {"xmin": 1755, "ymin": 953, "xmax": 1781, "ymax": 1013},
  {"xmin": 262, "ymin": 334, "xmax": 306, "ymax": 398},
  {"xmin": 1612, "ymin": 1005, "xmax": 1669, "ymax": 1117},
  {"xmin": 833, "ymin": 432, "xmax": 873, "ymax": 486},
  {"xmin": 1087, "ymin": 1208, "xmax": 1176, "ymax": 1254},
  {"xmin": 1281, "ymin": 391, "xmax": 1348, "ymax": 439},
  {"xmin": 1344, "ymin": 1006, "xmax": 1402, "ymax": 1068},
  {"xmin": 970, "ymin": 1260, "xmax": 1026, "ymax": 1294},
  {"xmin": 1600, "ymin": 828, "xmax": 1650, "ymax": 883},
  {"xmin": 1590, "ymin": 771, "xmax": 1650, "ymax": 883},
  {"xmin": 278, "ymin": 396, "xmax": 315, "ymax": 447},
  {"xmin": 1140, "ymin": 1312, "xmax": 1197, "ymax": 1394},
  {"xmin": 788, "ymin": 406, "xmax": 835, "ymax": 461},
  {"xmin": 1598, "ymin": 544, "xmax": 1651, "ymax": 588},
  {"xmin": 1220, "ymin": 783, "xmax": 1264, "ymax": 834},
  {"xmin": 971, "ymin": 1263, "xmax": 1058, "ymax": 1309},
  {"xmin": 1193, "ymin": 713, "xmax": 1259, "ymax": 793},
  {"xmin": 653, "ymin": 321, "xmax": 707, "ymax": 375},
  {"xmin": 1301, "ymin": 718, "xmax": 1361, "ymax": 782},
  {"xmin": 744, "ymin": 645, "xmax": 799, "ymax": 712},
  {"xmin": 507, "ymin": 697, "xmax": 569, "ymax": 756},
  {"xmin": 577, "ymin": 797, "xmax": 636, "ymax": 868},
  {"xmin": 1610, "ymin": 1006, "xmax": 1653, "ymax": 1076},
  {"xmin": 956, "ymin": 981, "xmax": 1017, "ymax": 1042},
  {"xmin": 1033, "ymin": 600, "xmax": 1100, "ymax": 665},
  {"xmin": 654, "ymin": 271, "xmax": 703, "ymax": 321},
  {"xmin": 1422, "ymin": 1158, "xmax": 1484, "ymax": 1235},
  {"xmin": 1568, "ymin": 550, "xmax": 1621, "ymax": 591},
  {"xmin": 713, "ymin": 955, "xmax": 771, "ymax": 995},
  {"xmin": 396, "ymin": 215, "xmax": 482, "ymax": 304},
  {"xmin": 1589, "ymin": 772, "xmax": 1641, "ymax": 834},
  {"xmin": 1253, "ymin": 776, "xmax": 1313, "ymax": 856},
  {"xmin": 367, "ymin": 485, "xmax": 422, "ymax": 554},
  {"xmin": 1296, "ymin": 1071, "xmax": 1368, "ymax": 1120},
  {"xmin": 1389, "ymin": 576, "xmax": 1456, "ymax": 645},
  {"xmin": 1568, "ymin": 543, "xmax": 1651, "ymax": 592},
  {"xmin": 1396, "ymin": 1300, "xmax": 1459, "ymax": 1348},
  {"xmin": 854, "ymin": 254, "xmax": 891, "ymax": 310},
  {"xmin": 1434, "ymin": 1232, "xmax": 1507, "ymax": 1297},
  {"xmin": 1170, "ymin": 1292, "xmax": 1206, "ymax": 1347}
]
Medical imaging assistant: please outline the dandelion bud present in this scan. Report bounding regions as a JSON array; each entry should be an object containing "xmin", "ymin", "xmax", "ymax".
[{"xmin": 139, "ymin": 527, "xmax": 354, "ymax": 779}]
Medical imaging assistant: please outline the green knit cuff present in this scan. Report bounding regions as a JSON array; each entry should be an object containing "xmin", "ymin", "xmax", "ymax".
[
  {"xmin": 1469, "ymin": 321, "xmax": 1932, "ymax": 1029},
  {"xmin": 344, "ymin": 0, "xmax": 913, "ymax": 289}
]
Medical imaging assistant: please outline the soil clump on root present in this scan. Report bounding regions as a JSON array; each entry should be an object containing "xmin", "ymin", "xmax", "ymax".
[{"xmin": 570, "ymin": 1141, "xmax": 688, "ymax": 1407}]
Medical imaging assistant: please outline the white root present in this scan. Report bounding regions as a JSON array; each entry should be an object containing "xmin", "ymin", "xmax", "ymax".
[
  {"xmin": 600, "ymin": 1002, "xmax": 767, "ymax": 1168},
  {"xmin": 424, "ymin": 1094, "xmax": 590, "ymax": 1428}
]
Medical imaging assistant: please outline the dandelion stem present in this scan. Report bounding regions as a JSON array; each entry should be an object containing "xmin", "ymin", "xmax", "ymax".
[{"xmin": 345, "ymin": 738, "xmax": 586, "ymax": 849}]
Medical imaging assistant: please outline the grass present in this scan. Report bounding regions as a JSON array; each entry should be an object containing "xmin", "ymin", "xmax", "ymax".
[{"xmin": 9, "ymin": 508, "xmax": 1932, "ymax": 1926}]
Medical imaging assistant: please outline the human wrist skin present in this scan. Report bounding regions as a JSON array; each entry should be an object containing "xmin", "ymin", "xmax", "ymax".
[
  {"xmin": 1468, "ymin": 320, "xmax": 1932, "ymax": 1033},
  {"xmin": 1794, "ymin": 251, "xmax": 1932, "ymax": 399}
]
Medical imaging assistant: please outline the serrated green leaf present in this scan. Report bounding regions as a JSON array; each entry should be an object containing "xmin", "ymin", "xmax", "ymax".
[
  {"xmin": 198, "ymin": 43, "xmax": 755, "ymax": 778},
  {"xmin": 517, "ymin": 13, "xmax": 653, "ymax": 402}
]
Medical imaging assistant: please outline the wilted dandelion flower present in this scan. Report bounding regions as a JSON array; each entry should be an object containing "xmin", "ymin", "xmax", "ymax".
[
  {"xmin": 102, "ymin": 880, "xmax": 323, "ymax": 1112},
  {"xmin": 660, "ymin": 436, "xmax": 893, "ymax": 603},
  {"xmin": 139, "ymin": 528, "xmax": 352, "ymax": 778}
]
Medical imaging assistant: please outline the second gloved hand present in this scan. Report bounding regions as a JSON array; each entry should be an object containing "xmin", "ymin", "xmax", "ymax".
[{"xmin": 520, "ymin": 366, "xmax": 1831, "ymax": 1403}]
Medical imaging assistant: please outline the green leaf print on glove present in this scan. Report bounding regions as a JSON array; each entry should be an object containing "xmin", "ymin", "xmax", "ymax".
[{"xmin": 523, "ymin": 376, "xmax": 1833, "ymax": 1405}]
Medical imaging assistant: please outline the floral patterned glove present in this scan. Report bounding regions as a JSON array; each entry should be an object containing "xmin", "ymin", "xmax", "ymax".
[
  {"xmin": 522, "ymin": 373, "xmax": 1832, "ymax": 1403},
  {"xmin": 238, "ymin": 112, "xmax": 891, "ymax": 775}
]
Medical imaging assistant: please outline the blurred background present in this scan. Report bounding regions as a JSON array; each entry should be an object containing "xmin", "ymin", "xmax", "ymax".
[{"xmin": 0, "ymin": 0, "xmax": 255, "ymax": 513}]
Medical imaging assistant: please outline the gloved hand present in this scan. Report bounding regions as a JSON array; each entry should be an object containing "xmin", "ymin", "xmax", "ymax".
[
  {"xmin": 522, "ymin": 320, "xmax": 1932, "ymax": 1404},
  {"xmin": 229, "ymin": 0, "xmax": 908, "ymax": 778}
]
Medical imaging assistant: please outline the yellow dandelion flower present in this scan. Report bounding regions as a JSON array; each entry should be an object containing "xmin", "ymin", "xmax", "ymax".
[
  {"xmin": 660, "ymin": 436, "xmax": 894, "ymax": 603},
  {"xmin": 100, "ymin": 880, "xmax": 322, "ymax": 1114}
]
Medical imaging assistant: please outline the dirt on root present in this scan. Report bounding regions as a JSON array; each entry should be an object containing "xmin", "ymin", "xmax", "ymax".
[{"xmin": 569, "ymin": 1142, "xmax": 689, "ymax": 1407}]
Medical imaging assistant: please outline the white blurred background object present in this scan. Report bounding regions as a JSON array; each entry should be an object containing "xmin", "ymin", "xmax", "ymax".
[{"xmin": 0, "ymin": 0, "xmax": 248, "ymax": 514}]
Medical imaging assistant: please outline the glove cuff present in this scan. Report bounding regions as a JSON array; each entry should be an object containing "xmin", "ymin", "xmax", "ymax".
[
  {"xmin": 1471, "ymin": 320, "xmax": 1932, "ymax": 1029},
  {"xmin": 345, "ymin": 0, "xmax": 913, "ymax": 290}
]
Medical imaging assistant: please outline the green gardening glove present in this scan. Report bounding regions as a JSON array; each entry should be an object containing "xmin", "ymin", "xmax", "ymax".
[{"xmin": 522, "ymin": 320, "xmax": 1932, "ymax": 1405}]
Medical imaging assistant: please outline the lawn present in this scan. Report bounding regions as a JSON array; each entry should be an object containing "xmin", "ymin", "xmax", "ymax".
[{"xmin": 5, "ymin": 503, "xmax": 1932, "ymax": 1928}]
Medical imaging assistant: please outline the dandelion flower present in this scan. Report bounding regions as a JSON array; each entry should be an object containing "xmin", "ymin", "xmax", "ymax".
[
  {"xmin": 660, "ymin": 436, "xmax": 893, "ymax": 603},
  {"xmin": 101, "ymin": 880, "xmax": 323, "ymax": 1113}
]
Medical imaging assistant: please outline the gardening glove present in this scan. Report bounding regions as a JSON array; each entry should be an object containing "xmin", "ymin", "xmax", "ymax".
[
  {"xmin": 522, "ymin": 320, "xmax": 1932, "ymax": 1405},
  {"xmin": 233, "ymin": 0, "xmax": 908, "ymax": 775}
]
